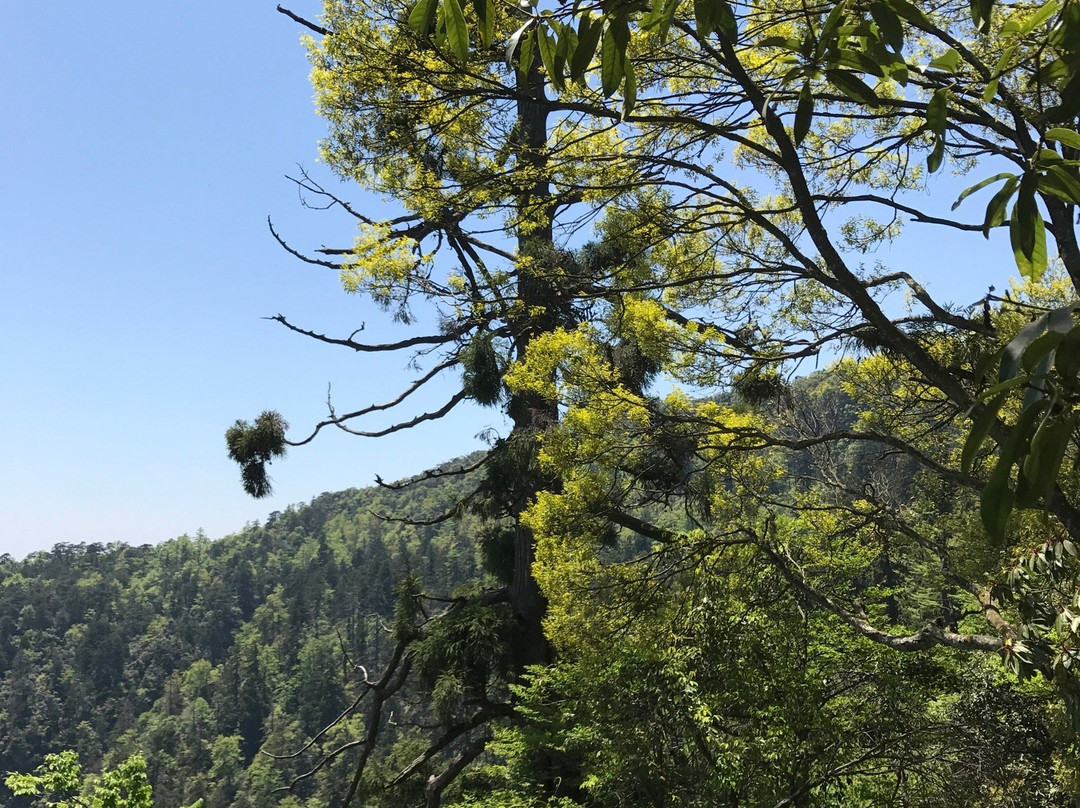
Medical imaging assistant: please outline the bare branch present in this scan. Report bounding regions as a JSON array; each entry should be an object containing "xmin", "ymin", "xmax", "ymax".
[
  {"xmin": 290, "ymin": 390, "xmax": 471, "ymax": 445},
  {"xmin": 269, "ymin": 313, "xmax": 465, "ymax": 354},
  {"xmin": 760, "ymin": 541, "xmax": 1005, "ymax": 653},
  {"xmin": 375, "ymin": 451, "xmax": 493, "ymax": 491},
  {"xmin": 268, "ymin": 217, "xmax": 342, "ymax": 268},
  {"xmin": 276, "ymin": 4, "xmax": 331, "ymax": 36}
]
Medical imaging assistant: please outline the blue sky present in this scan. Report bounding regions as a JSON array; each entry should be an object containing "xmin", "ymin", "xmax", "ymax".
[
  {"xmin": 1, "ymin": 3, "xmax": 1022, "ymax": 559},
  {"xmin": 1, "ymin": 3, "xmax": 502, "ymax": 557}
]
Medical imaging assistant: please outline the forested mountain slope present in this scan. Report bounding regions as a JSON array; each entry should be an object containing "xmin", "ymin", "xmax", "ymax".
[{"xmin": 0, "ymin": 461, "xmax": 488, "ymax": 808}]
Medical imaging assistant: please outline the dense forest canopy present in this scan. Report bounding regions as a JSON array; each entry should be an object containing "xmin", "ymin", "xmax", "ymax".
[{"xmin": 0, "ymin": 469, "xmax": 493, "ymax": 807}]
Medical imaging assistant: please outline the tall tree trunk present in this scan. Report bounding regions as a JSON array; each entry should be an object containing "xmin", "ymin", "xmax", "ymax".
[{"xmin": 506, "ymin": 52, "xmax": 555, "ymax": 668}]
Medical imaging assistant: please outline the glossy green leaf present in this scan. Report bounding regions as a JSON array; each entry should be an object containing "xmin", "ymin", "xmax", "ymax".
[
  {"xmin": 553, "ymin": 19, "xmax": 573, "ymax": 82},
  {"xmin": 793, "ymin": 82, "xmax": 813, "ymax": 145},
  {"xmin": 506, "ymin": 20, "xmax": 533, "ymax": 70},
  {"xmin": 473, "ymin": 0, "xmax": 494, "ymax": 47},
  {"xmin": 826, "ymin": 69, "xmax": 880, "ymax": 105},
  {"xmin": 983, "ymin": 175, "xmax": 1019, "ymax": 236},
  {"xmin": 443, "ymin": 0, "xmax": 470, "ymax": 62},
  {"xmin": 1009, "ymin": 182, "xmax": 1048, "ymax": 281},
  {"xmin": 981, "ymin": 401, "xmax": 1046, "ymax": 542},
  {"xmin": 1047, "ymin": 127, "xmax": 1080, "ymax": 150},
  {"xmin": 962, "ymin": 393, "xmax": 1007, "ymax": 475},
  {"xmin": 927, "ymin": 136, "xmax": 945, "ymax": 173},
  {"xmin": 928, "ymin": 48, "xmax": 961, "ymax": 73},
  {"xmin": 885, "ymin": 0, "xmax": 932, "ymax": 28},
  {"xmin": 571, "ymin": 14, "xmax": 602, "ymax": 82},
  {"xmin": 926, "ymin": 88, "xmax": 948, "ymax": 134},
  {"xmin": 1002, "ymin": 316, "xmax": 1050, "ymax": 382},
  {"xmin": 1018, "ymin": 0, "xmax": 1062, "ymax": 37},
  {"xmin": 869, "ymin": 1, "xmax": 904, "ymax": 52},
  {"xmin": 834, "ymin": 48, "xmax": 886, "ymax": 77},
  {"xmin": 537, "ymin": 26, "xmax": 562, "ymax": 90},
  {"xmin": 408, "ymin": 0, "xmax": 439, "ymax": 37},
  {"xmin": 983, "ymin": 45, "xmax": 1015, "ymax": 104},
  {"xmin": 1019, "ymin": 415, "xmax": 1071, "ymax": 508},
  {"xmin": 1039, "ymin": 165, "xmax": 1080, "ymax": 204},
  {"xmin": 601, "ymin": 24, "xmax": 625, "ymax": 96},
  {"xmin": 517, "ymin": 27, "xmax": 534, "ymax": 82},
  {"xmin": 1020, "ymin": 329, "xmax": 1065, "ymax": 373},
  {"xmin": 981, "ymin": 453, "xmax": 1016, "ymax": 544},
  {"xmin": 820, "ymin": 0, "xmax": 846, "ymax": 48},
  {"xmin": 952, "ymin": 172, "xmax": 1016, "ymax": 210},
  {"xmin": 979, "ymin": 375, "xmax": 1033, "ymax": 399}
]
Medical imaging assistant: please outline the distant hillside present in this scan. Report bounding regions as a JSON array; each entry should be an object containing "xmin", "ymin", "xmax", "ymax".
[{"xmin": 0, "ymin": 458, "xmax": 490, "ymax": 808}]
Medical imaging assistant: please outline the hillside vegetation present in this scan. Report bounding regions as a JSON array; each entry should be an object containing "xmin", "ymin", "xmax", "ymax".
[{"xmin": 3, "ymin": 378, "xmax": 1077, "ymax": 807}]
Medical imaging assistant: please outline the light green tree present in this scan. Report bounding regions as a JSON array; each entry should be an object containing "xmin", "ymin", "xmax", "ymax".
[{"xmin": 4, "ymin": 751, "xmax": 202, "ymax": 808}]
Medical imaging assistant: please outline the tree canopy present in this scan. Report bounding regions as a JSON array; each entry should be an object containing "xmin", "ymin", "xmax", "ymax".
[{"xmin": 227, "ymin": 0, "xmax": 1080, "ymax": 804}]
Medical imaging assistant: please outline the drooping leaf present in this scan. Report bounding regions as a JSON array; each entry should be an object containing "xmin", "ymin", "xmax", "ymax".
[
  {"xmin": 600, "ymin": 22, "xmax": 626, "ymax": 96},
  {"xmin": 505, "ymin": 20, "xmax": 533, "ymax": 70},
  {"xmin": 981, "ymin": 400, "xmax": 1046, "ymax": 542},
  {"xmin": 928, "ymin": 48, "xmax": 961, "ymax": 73},
  {"xmin": 408, "ymin": 0, "xmax": 439, "ymax": 37},
  {"xmin": 473, "ymin": 0, "xmax": 494, "ymax": 47},
  {"xmin": 927, "ymin": 136, "xmax": 945, "ymax": 173},
  {"xmin": 926, "ymin": 88, "xmax": 948, "ymax": 134},
  {"xmin": 623, "ymin": 60, "xmax": 638, "ymax": 116},
  {"xmin": 571, "ymin": 14, "xmax": 602, "ymax": 82},
  {"xmin": 1047, "ymin": 127, "xmax": 1080, "ymax": 150},
  {"xmin": 869, "ymin": 1, "xmax": 904, "ymax": 52},
  {"xmin": 1009, "ymin": 179, "xmax": 1048, "ymax": 281},
  {"xmin": 981, "ymin": 453, "xmax": 1016, "ymax": 544},
  {"xmin": 517, "ymin": 26, "xmax": 535, "ymax": 82},
  {"xmin": 952, "ymin": 172, "xmax": 1016, "ymax": 210},
  {"xmin": 970, "ymin": 0, "xmax": 994, "ymax": 31},
  {"xmin": 1002, "ymin": 315, "xmax": 1050, "ymax": 382},
  {"xmin": 1018, "ymin": 414, "xmax": 1071, "ymax": 508},
  {"xmin": 962, "ymin": 393, "xmax": 1007, "ymax": 475},
  {"xmin": 537, "ymin": 25, "xmax": 563, "ymax": 90},
  {"xmin": 925, "ymin": 89, "xmax": 948, "ymax": 172},
  {"xmin": 553, "ymin": 19, "xmax": 574, "ymax": 80},
  {"xmin": 793, "ymin": 82, "xmax": 814, "ymax": 145},
  {"xmin": 1039, "ymin": 165, "xmax": 1080, "ymax": 204},
  {"xmin": 983, "ymin": 175, "xmax": 1020, "ymax": 236},
  {"xmin": 983, "ymin": 45, "xmax": 1015, "ymax": 103},
  {"xmin": 1019, "ymin": 329, "xmax": 1065, "ymax": 373},
  {"xmin": 443, "ymin": 0, "xmax": 470, "ymax": 63},
  {"xmin": 825, "ymin": 69, "xmax": 880, "ymax": 105}
]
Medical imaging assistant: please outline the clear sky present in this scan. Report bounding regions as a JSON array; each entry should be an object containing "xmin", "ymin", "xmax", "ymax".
[
  {"xmin": 1, "ymin": 2, "xmax": 503, "ymax": 558},
  {"xmin": 1, "ymin": 3, "xmax": 1021, "ymax": 559}
]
